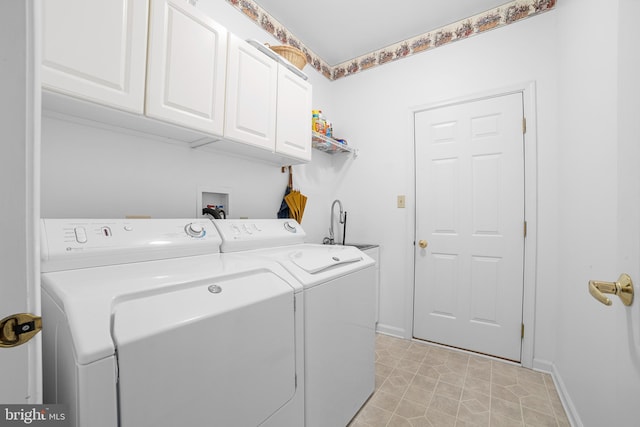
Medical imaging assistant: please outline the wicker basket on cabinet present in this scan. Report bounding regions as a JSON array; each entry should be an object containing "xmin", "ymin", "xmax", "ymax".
[{"xmin": 268, "ymin": 45, "xmax": 306, "ymax": 70}]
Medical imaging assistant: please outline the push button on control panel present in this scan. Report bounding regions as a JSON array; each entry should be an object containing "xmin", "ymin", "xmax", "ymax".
[{"xmin": 74, "ymin": 227, "xmax": 87, "ymax": 243}]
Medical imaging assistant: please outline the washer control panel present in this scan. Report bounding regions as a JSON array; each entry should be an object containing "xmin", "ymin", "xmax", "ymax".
[
  {"xmin": 41, "ymin": 219, "xmax": 222, "ymax": 272},
  {"xmin": 211, "ymin": 219, "xmax": 306, "ymax": 252}
]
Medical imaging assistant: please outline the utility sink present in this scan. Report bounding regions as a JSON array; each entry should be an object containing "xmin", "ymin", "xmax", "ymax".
[
  {"xmin": 343, "ymin": 243, "xmax": 378, "ymax": 251},
  {"xmin": 322, "ymin": 242, "xmax": 378, "ymax": 251}
]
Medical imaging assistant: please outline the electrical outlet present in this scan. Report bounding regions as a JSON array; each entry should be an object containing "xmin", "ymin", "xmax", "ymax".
[{"xmin": 397, "ymin": 195, "xmax": 406, "ymax": 208}]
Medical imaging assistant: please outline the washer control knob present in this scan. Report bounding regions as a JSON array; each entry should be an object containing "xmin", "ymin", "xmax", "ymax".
[
  {"xmin": 284, "ymin": 221, "xmax": 297, "ymax": 233},
  {"xmin": 185, "ymin": 223, "xmax": 206, "ymax": 238}
]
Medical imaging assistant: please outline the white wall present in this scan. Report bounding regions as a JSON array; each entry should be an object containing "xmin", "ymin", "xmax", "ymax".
[
  {"xmin": 553, "ymin": 0, "xmax": 618, "ymax": 422},
  {"xmin": 616, "ymin": 1, "xmax": 640, "ymax": 424},
  {"xmin": 325, "ymin": 12, "xmax": 561, "ymax": 367}
]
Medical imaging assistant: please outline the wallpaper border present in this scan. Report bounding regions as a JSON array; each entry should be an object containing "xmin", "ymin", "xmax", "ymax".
[{"xmin": 226, "ymin": 0, "xmax": 557, "ymax": 81}]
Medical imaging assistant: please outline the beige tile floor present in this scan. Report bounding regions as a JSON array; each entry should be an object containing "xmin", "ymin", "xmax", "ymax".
[{"xmin": 349, "ymin": 334, "xmax": 571, "ymax": 427}]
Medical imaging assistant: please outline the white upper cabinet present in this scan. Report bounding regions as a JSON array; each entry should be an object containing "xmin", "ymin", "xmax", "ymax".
[
  {"xmin": 224, "ymin": 34, "xmax": 278, "ymax": 151},
  {"xmin": 42, "ymin": 0, "xmax": 149, "ymax": 113},
  {"xmin": 224, "ymin": 35, "xmax": 312, "ymax": 161},
  {"xmin": 146, "ymin": 0, "xmax": 227, "ymax": 136},
  {"xmin": 41, "ymin": 0, "xmax": 312, "ymax": 164},
  {"xmin": 276, "ymin": 66, "xmax": 312, "ymax": 162}
]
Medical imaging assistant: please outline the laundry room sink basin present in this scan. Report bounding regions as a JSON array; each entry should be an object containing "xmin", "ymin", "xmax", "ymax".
[
  {"xmin": 343, "ymin": 243, "xmax": 378, "ymax": 251},
  {"xmin": 320, "ymin": 242, "xmax": 378, "ymax": 250}
]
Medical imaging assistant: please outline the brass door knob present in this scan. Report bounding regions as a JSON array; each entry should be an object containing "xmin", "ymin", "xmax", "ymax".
[
  {"xmin": 418, "ymin": 240, "xmax": 428, "ymax": 249},
  {"xmin": 588, "ymin": 273, "xmax": 634, "ymax": 306},
  {"xmin": 0, "ymin": 313, "xmax": 42, "ymax": 348}
]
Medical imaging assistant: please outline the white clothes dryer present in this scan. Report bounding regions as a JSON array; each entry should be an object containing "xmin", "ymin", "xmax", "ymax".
[
  {"xmin": 40, "ymin": 218, "xmax": 304, "ymax": 427},
  {"xmin": 211, "ymin": 219, "xmax": 377, "ymax": 427}
]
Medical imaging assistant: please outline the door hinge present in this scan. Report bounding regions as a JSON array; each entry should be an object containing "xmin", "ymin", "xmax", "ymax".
[
  {"xmin": 524, "ymin": 221, "xmax": 527, "ymax": 238},
  {"xmin": 521, "ymin": 323, "xmax": 525, "ymax": 339},
  {"xmin": 522, "ymin": 117, "xmax": 527, "ymax": 134}
]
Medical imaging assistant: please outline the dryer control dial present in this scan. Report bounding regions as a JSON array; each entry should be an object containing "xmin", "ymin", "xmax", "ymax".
[
  {"xmin": 185, "ymin": 223, "xmax": 206, "ymax": 238},
  {"xmin": 284, "ymin": 221, "xmax": 298, "ymax": 233}
]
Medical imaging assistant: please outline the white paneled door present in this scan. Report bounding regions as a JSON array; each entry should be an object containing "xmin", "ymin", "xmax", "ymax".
[
  {"xmin": 0, "ymin": 0, "xmax": 41, "ymax": 403},
  {"xmin": 413, "ymin": 93, "xmax": 525, "ymax": 361}
]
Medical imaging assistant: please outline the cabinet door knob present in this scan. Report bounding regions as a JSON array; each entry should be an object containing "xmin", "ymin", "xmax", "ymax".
[{"xmin": 418, "ymin": 240, "xmax": 428, "ymax": 249}]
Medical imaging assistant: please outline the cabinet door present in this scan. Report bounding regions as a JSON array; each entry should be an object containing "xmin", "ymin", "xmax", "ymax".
[
  {"xmin": 224, "ymin": 35, "xmax": 278, "ymax": 150},
  {"xmin": 276, "ymin": 66, "xmax": 312, "ymax": 161},
  {"xmin": 42, "ymin": 0, "xmax": 148, "ymax": 113},
  {"xmin": 146, "ymin": 0, "xmax": 227, "ymax": 136}
]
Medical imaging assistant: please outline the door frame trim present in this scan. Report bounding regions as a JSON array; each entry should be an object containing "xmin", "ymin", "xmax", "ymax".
[{"xmin": 408, "ymin": 81, "xmax": 538, "ymax": 368}]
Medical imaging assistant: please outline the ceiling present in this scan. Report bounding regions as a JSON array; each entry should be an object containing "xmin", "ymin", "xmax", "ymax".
[{"xmin": 253, "ymin": 0, "xmax": 513, "ymax": 66}]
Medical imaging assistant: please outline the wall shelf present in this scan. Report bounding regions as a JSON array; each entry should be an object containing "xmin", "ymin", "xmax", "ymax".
[{"xmin": 312, "ymin": 131, "xmax": 358, "ymax": 156}]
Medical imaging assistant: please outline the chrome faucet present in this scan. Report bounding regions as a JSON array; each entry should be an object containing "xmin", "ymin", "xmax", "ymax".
[{"xmin": 324, "ymin": 199, "xmax": 344, "ymax": 245}]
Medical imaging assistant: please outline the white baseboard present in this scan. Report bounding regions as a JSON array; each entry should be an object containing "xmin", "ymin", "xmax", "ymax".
[
  {"xmin": 532, "ymin": 358, "xmax": 582, "ymax": 427},
  {"xmin": 375, "ymin": 323, "xmax": 407, "ymax": 339},
  {"xmin": 549, "ymin": 363, "xmax": 583, "ymax": 427},
  {"xmin": 532, "ymin": 358, "xmax": 554, "ymax": 373}
]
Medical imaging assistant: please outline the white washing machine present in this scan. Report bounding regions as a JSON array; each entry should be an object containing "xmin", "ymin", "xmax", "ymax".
[
  {"xmin": 40, "ymin": 218, "xmax": 304, "ymax": 427},
  {"xmin": 211, "ymin": 219, "xmax": 377, "ymax": 427}
]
